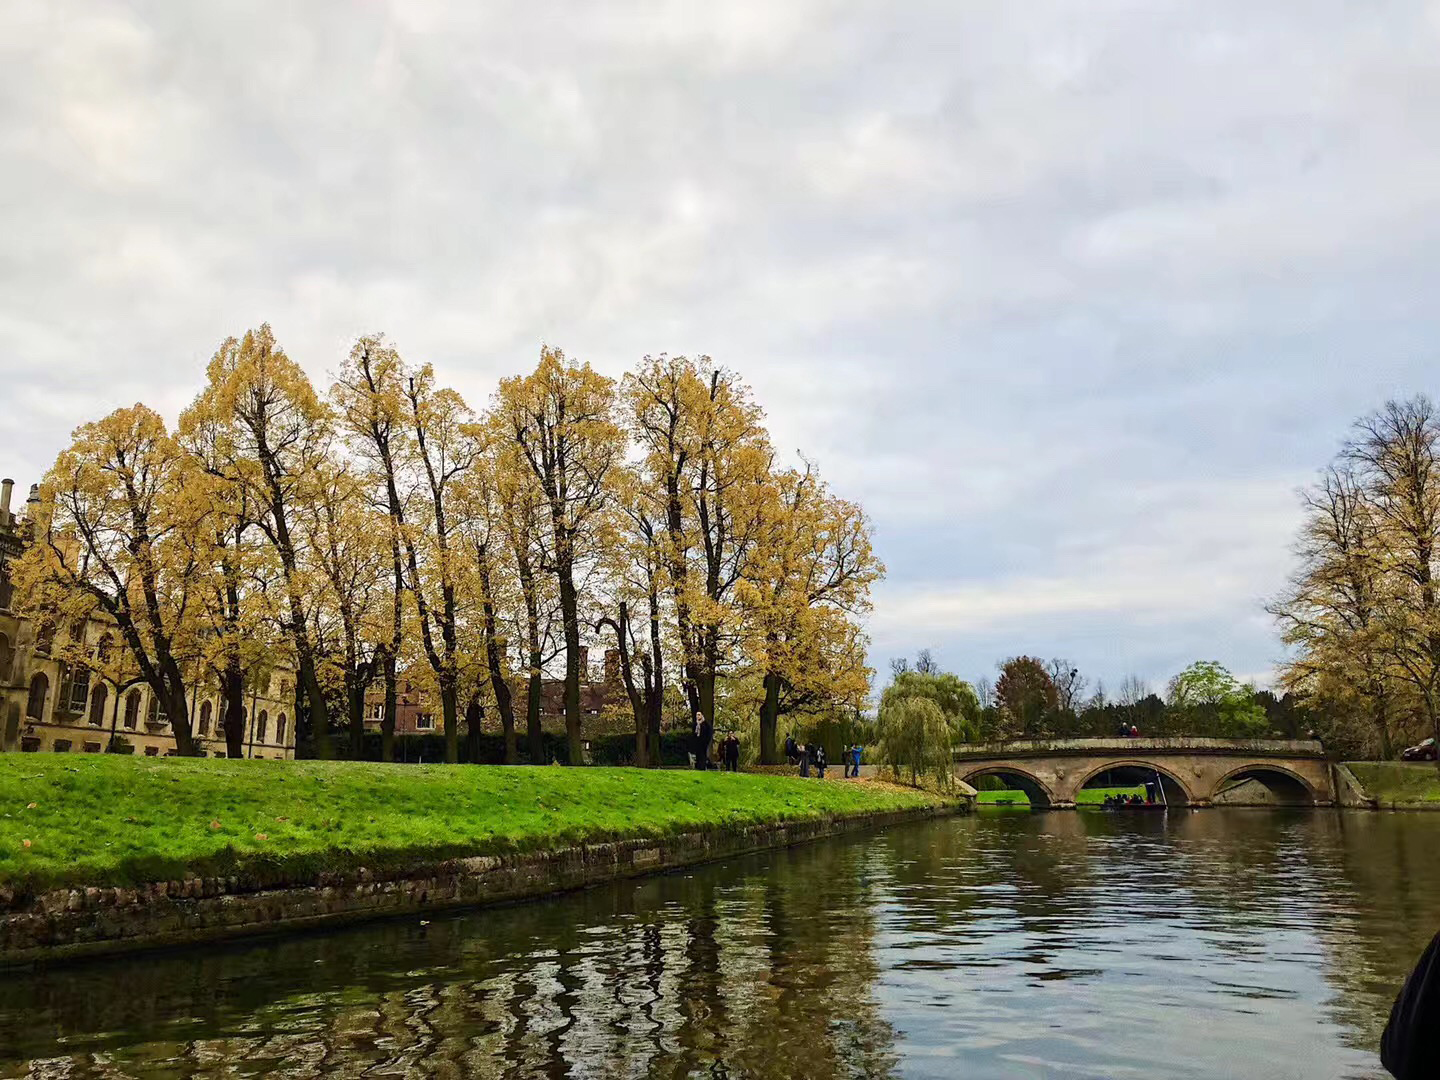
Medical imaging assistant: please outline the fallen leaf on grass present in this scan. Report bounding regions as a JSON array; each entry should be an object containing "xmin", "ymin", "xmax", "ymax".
[
  {"xmin": 254, "ymin": 833, "xmax": 269, "ymax": 841},
  {"xmin": 22, "ymin": 840, "xmax": 31, "ymax": 849},
  {"xmin": 274, "ymin": 816, "xmax": 289, "ymax": 823},
  {"xmin": 26, "ymin": 803, "xmax": 37, "ymax": 810},
  {"xmin": 209, "ymin": 820, "xmax": 222, "ymax": 830}
]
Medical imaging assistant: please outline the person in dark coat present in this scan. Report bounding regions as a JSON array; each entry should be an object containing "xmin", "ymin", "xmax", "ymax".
[
  {"xmin": 785, "ymin": 735, "xmax": 798, "ymax": 765},
  {"xmin": 695, "ymin": 712, "xmax": 713, "ymax": 770},
  {"xmin": 1382, "ymin": 930, "xmax": 1440, "ymax": 1079},
  {"xmin": 798, "ymin": 743, "xmax": 810, "ymax": 778},
  {"xmin": 815, "ymin": 746, "xmax": 827, "ymax": 779}
]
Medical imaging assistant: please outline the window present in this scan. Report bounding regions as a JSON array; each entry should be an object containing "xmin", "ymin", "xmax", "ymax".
[
  {"xmin": 83, "ymin": 741, "xmax": 101, "ymax": 753},
  {"xmin": 26, "ymin": 673, "xmax": 48, "ymax": 720},
  {"xmin": 416, "ymin": 713, "xmax": 434, "ymax": 730},
  {"xmin": 69, "ymin": 620, "xmax": 87, "ymax": 646},
  {"xmin": 146, "ymin": 694, "xmax": 168, "ymax": 727},
  {"xmin": 124, "ymin": 690, "xmax": 141, "ymax": 730},
  {"xmin": 199, "ymin": 700, "xmax": 212, "ymax": 736},
  {"xmin": 34, "ymin": 622, "xmax": 54, "ymax": 654},
  {"xmin": 370, "ymin": 701, "xmax": 385, "ymax": 720},
  {"xmin": 144, "ymin": 745, "xmax": 159, "ymax": 756},
  {"xmin": 277, "ymin": 714, "xmax": 288, "ymax": 745},
  {"xmin": 88, "ymin": 684, "xmax": 107, "ymax": 727},
  {"xmin": 53, "ymin": 739, "xmax": 72, "ymax": 753},
  {"xmin": 257, "ymin": 710, "xmax": 268, "ymax": 743},
  {"xmin": 0, "ymin": 632, "xmax": 11, "ymax": 681},
  {"xmin": 96, "ymin": 634, "xmax": 113, "ymax": 665},
  {"xmin": 0, "ymin": 566, "xmax": 11, "ymax": 611},
  {"xmin": 59, "ymin": 664, "xmax": 91, "ymax": 716}
]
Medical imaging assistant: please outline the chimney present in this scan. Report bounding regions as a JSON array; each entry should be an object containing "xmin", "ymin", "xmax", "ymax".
[
  {"xmin": 26, "ymin": 484, "xmax": 39, "ymax": 508},
  {"xmin": 0, "ymin": 479, "xmax": 11, "ymax": 524},
  {"xmin": 604, "ymin": 648, "xmax": 621, "ymax": 686},
  {"xmin": 576, "ymin": 645, "xmax": 590, "ymax": 681}
]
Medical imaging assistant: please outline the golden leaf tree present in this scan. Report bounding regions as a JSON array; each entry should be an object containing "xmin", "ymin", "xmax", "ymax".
[
  {"xmin": 741, "ymin": 464, "xmax": 883, "ymax": 763},
  {"xmin": 182, "ymin": 325, "xmax": 338, "ymax": 756},
  {"xmin": 15, "ymin": 406, "xmax": 207, "ymax": 755},
  {"xmin": 493, "ymin": 347, "xmax": 625, "ymax": 765},
  {"xmin": 624, "ymin": 355, "xmax": 771, "ymax": 731}
]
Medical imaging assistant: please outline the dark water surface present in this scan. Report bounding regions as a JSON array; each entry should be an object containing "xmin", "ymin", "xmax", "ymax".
[{"xmin": 2, "ymin": 809, "xmax": 1437, "ymax": 1078}]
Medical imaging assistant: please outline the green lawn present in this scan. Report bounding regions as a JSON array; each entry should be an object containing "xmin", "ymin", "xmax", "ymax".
[
  {"xmin": 0, "ymin": 756, "xmax": 949, "ymax": 892},
  {"xmin": 1347, "ymin": 762, "xmax": 1440, "ymax": 805},
  {"xmin": 975, "ymin": 786, "xmax": 1147, "ymax": 807}
]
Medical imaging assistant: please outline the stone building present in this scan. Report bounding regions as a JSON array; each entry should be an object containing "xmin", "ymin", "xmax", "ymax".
[{"xmin": 0, "ymin": 478, "xmax": 296, "ymax": 759}]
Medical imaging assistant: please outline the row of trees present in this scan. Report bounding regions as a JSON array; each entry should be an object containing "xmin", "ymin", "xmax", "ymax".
[
  {"xmin": 16, "ymin": 327, "xmax": 883, "ymax": 764},
  {"xmin": 1271, "ymin": 395, "xmax": 1440, "ymax": 761},
  {"xmin": 874, "ymin": 652, "xmax": 1289, "ymax": 782}
]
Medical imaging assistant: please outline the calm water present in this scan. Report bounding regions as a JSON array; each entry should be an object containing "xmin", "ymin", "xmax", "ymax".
[{"xmin": 2, "ymin": 809, "xmax": 1437, "ymax": 1079}]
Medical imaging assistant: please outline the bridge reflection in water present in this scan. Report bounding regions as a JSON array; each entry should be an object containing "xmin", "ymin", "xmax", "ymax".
[{"xmin": 954, "ymin": 737, "xmax": 1335, "ymax": 808}]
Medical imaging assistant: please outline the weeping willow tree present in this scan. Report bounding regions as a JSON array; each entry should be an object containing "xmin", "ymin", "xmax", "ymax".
[{"xmin": 877, "ymin": 696, "xmax": 954, "ymax": 789}]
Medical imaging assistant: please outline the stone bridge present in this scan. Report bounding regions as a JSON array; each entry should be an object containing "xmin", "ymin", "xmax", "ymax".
[{"xmin": 954, "ymin": 737, "xmax": 1335, "ymax": 809}]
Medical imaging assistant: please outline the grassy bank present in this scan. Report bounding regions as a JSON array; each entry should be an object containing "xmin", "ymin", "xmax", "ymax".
[
  {"xmin": 0, "ymin": 757, "xmax": 951, "ymax": 893},
  {"xmin": 1346, "ymin": 762, "xmax": 1440, "ymax": 806}
]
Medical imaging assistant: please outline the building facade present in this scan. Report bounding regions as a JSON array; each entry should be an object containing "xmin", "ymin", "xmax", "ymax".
[{"xmin": 0, "ymin": 478, "xmax": 295, "ymax": 759}]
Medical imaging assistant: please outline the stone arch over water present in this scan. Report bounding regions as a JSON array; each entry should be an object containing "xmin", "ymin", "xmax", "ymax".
[
  {"xmin": 960, "ymin": 766, "xmax": 1055, "ymax": 808},
  {"xmin": 1074, "ymin": 760, "xmax": 1194, "ymax": 806},
  {"xmin": 1210, "ymin": 763, "xmax": 1318, "ymax": 805}
]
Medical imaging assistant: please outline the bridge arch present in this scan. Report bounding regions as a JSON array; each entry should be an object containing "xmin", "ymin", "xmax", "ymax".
[
  {"xmin": 960, "ymin": 765, "xmax": 1055, "ymax": 808},
  {"xmin": 1073, "ymin": 760, "xmax": 1195, "ymax": 805},
  {"xmin": 1209, "ymin": 762, "xmax": 1318, "ymax": 805}
]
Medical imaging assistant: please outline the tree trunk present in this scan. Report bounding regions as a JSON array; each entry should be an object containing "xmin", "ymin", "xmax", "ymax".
[
  {"xmin": 477, "ymin": 549, "xmax": 518, "ymax": 764},
  {"xmin": 223, "ymin": 660, "xmax": 245, "ymax": 760},
  {"xmin": 441, "ymin": 677, "xmax": 459, "ymax": 764},
  {"xmin": 163, "ymin": 678, "xmax": 195, "ymax": 757},
  {"xmin": 558, "ymin": 565, "xmax": 583, "ymax": 766},
  {"xmin": 299, "ymin": 652, "xmax": 331, "ymax": 759},
  {"xmin": 382, "ymin": 648, "xmax": 397, "ymax": 763},
  {"xmin": 348, "ymin": 674, "xmax": 366, "ymax": 760},
  {"xmin": 527, "ymin": 663, "xmax": 544, "ymax": 764},
  {"xmin": 466, "ymin": 697, "xmax": 483, "ymax": 764},
  {"xmin": 760, "ymin": 669, "xmax": 782, "ymax": 765}
]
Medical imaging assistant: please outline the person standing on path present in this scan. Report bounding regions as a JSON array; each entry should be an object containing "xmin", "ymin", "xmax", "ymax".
[
  {"xmin": 815, "ymin": 745, "xmax": 827, "ymax": 779},
  {"xmin": 798, "ymin": 743, "xmax": 810, "ymax": 778}
]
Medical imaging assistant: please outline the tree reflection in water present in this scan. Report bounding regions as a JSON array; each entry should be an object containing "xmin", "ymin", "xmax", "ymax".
[{"xmin": 0, "ymin": 810, "xmax": 1437, "ymax": 1078}]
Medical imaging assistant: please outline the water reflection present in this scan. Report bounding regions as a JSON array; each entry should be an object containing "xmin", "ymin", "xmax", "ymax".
[{"xmin": 1, "ymin": 810, "xmax": 1435, "ymax": 1078}]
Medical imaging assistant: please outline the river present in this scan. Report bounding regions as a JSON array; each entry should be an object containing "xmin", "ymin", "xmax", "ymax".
[{"xmin": 1, "ymin": 809, "xmax": 1435, "ymax": 1078}]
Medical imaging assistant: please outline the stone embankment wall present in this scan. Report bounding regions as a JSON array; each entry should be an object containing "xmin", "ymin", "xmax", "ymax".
[{"xmin": 0, "ymin": 803, "xmax": 960, "ymax": 968}]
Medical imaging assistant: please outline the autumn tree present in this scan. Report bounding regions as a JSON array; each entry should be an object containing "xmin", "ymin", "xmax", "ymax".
[
  {"xmin": 741, "ymin": 465, "xmax": 883, "ymax": 763},
  {"xmin": 994, "ymin": 656, "xmax": 1058, "ymax": 738},
  {"xmin": 1344, "ymin": 397, "xmax": 1440, "ymax": 762},
  {"xmin": 494, "ymin": 348, "xmax": 624, "ymax": 765},
  {"xmin": 1271, "ymin": 465, "xmax": 1397, "ymax": 757},
  {"xmin": 183, "ymin": 326, "xmax": 339, "ymax": 755},
  {"xmin": 625, "ymin": 355, "xmax": 771, "ymax": 731},
  {"xmin": 14, "ymin": 406, "xmax": 204, "ymax": 754},
  {"xmin": 330, "ymin": 335, "xmax": 410, "ymax": 761},
  {"xmin": 595, "ymin": 467, "xmax": 668, "ymax": 766}
]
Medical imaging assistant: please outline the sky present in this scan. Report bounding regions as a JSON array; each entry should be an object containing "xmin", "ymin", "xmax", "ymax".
[{"xmin": 5, "ymin": 1, "xmax": 1440, "ymax": 696}]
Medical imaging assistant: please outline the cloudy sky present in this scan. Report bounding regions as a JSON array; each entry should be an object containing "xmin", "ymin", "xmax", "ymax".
[{"xmin": 5, "ymin": 1, "xmax": 1440, "ymax": 694}]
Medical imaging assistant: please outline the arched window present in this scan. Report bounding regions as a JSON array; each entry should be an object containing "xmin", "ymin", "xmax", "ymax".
[
  {"xmin": 124, "ymin": 690, "xmax": 141, "ymax": 729},
  {"xmin": 88, "ymin": 684, "xmax": 107, "ymax": 727},
  {"xmin": 59, "ymin": 664, "xmax": 91, "ymax": 716},
  {"xmin": 26, "ymin": 673, "xmax": 49, "ymax": 720},
  {"xmin": 146, "ymin": 694, "xmax": 168, "ymax": 727},
  {"xmin": 277, "ymin": 714, "xmax": 288, "ymax": 745},
  {"xmin": 0, "ymin": 632, "xmax": 12, "ymax": 682},
  {"xmin": 69, "ymin": 620, "xmax": 87, "ymax": 646},
  {"xmin": 257, "ymin": 710, "xmax": 268, "ymax": 743},
  {"xmin": 0, "ymin": 566, "xmax": 12, "ymax": 611},
  {"xmin": 34, "ymin": 623, "xmax": 55, "ymax": 654},
  {"xmin": 96, "ymin": 634, "xmax": 113, "ymax": 665},
  {"xmin": 198, "ymin": 700, "xmax": 212, "ymax": 736}
]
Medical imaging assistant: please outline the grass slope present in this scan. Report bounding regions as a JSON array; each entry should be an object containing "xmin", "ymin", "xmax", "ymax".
[
  {"xmin": 1347, "ymin": 762, "xmax": 1440, "ymax": 805},
  {"xmin": 0, "ymin": 756, "xmax": 947, "ymax": 892}
]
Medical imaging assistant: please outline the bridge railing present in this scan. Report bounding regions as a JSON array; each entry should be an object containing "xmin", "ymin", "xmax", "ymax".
[{"xmin": 953, "ymin": 737, "xmax": 1326, "ymax": 761}]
